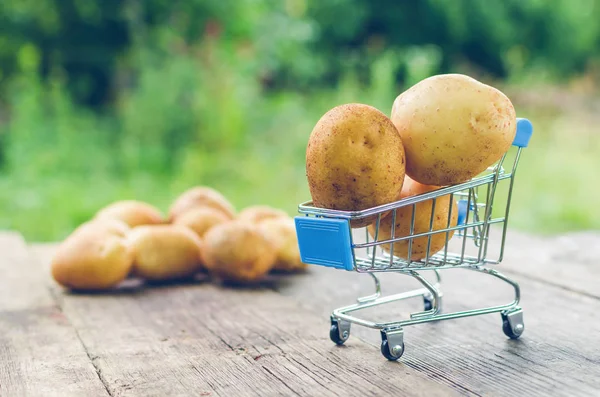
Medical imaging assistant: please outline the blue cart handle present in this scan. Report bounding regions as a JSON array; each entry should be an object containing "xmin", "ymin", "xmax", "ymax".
[{"xmin": 513, "ymin": 118, "xmax": 533, "ymax": 148}]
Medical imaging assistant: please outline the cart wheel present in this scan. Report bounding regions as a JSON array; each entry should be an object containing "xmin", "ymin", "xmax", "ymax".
[
  {"xmin": 329, "ymin": 319, "xmax": 350, "ymax": 345},
  {"xmin": 380, "ymin": 329, "xmax": 404, "ymax": 361},
  {"xmin": 380, "ymin": 339, "xmax": 404, "ymax": 361},
  {"xmin": 423, "ymin": 296, "xmax": 433, "ymax": 312},
  {"xmin": 501, "ymin": 311, "xmax": 524, "ymax": 339},
  {"xmin": 502, "ymin": 319, "xmax": 524, "ymax": 339}
]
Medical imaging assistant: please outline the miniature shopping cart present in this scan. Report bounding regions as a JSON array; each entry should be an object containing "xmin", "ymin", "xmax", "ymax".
[{"xmin": 294, "ymin": 118, "xmax": 533, "ymax": 361}]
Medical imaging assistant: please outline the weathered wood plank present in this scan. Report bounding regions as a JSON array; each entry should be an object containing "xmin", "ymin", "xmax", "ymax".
[
  {"xmin": 30, "ymin": 244, "xmax": 467, "ymax": 397},
  {"xmin": 1, "ymin": 235, "xmax": 55, "ymax": 312},
  {"xmin": 29, "ymin": 230, "xmax": 600, "ymax": 397},
  {"xmin": 499, "ymin": 230, "xmax": 600, "ymax": 299},
  {"xmin": 394, "ymin": 226, "xmax": 600, "ymax": 300},
  {"xmin": 277, "ymin": 262, "xmax": 600, "ymax": 397},
  {"xmin": 348, "ymin": 226, "xmax": 600, "ymax": 298},
  {"xmin": 0, "ymin": 233, "xmax": 108, "ymax": 397}
]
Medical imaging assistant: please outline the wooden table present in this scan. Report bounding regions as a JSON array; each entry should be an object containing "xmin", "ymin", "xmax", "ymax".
[{"xmin": 2, "ymin": 230, "xmax": 600, "ymax": 396}]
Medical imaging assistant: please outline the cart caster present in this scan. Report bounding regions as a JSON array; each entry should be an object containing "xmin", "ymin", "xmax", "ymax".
[
  {"xmin": 423, "ymin": 293, "xmax": 441, "ymax": 314},
  {"xmin": 423, "ymin": 296, "xmax": 433, "ymax": 311},
  {"xmin": 380, "ymin": 329, "xmax": 404, "ymax": 361},
  {"xmin": 330, "ymin": 318, "xmax": 350, "ymax": 345},
  {"xmin": 501, "ymin": 309, "xmax": 524, "ymax": 339}
]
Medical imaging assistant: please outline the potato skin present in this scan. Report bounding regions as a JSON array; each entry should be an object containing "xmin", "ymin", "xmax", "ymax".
[
  {"xmin": 237, "ymin": 205, "xmax": 288, "ymax": 224},
  {"xmin": 368, "ymin": 176, "xmax": 458, "ymax": 261},
  {"xmin": 95, "ymin": 200, "xmax": 164, "ymax": 228},
  {"xmin": 128, "ymin": 225, "xmax": 204, "ymax": 281},
  {"xmin": 202, "ymin": 221, "xmax": 276, "ymax": 283},
  {"xmin": 306, "ymin": 103, "xmax": 406, "ymax": 228},
  {"xmin": 258, "ymin": 217, "xmax": 308, "ymax": 273},
  {"xmin": 173, "ymin": 207, "xmax": 230, "ymax": 238},
  {"xmin": 51, "ymin": 224, "xmax": 134, "ymax": 291},
  {"xmin": 391, "ymin": 74, "xmax": 516, "ymax": 185},
  {"xmin": 74, "ymin": 218, "xmax": 130, "ymax": 236},
  {"xmin": 168, "ymin": 187, "xmax": 236, "ymax": 221}
]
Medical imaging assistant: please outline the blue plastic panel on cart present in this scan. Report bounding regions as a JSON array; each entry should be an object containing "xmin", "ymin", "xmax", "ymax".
[
  {"xmin": 294, "ymin": 216, "xmax": 354, "ymax": 271},
  {"xmin": 513, "ymin": 118, "xmax": 533, "ymax": 147}
]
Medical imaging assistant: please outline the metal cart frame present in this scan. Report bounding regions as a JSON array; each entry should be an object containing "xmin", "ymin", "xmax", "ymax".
[{"xmin": 294, "ymin": 118, "xmax": 533, "ymax": 361}]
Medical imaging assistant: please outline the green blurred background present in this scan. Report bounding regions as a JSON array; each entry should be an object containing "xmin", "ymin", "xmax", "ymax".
[{"xmin": 1, "ymin": 0, "xmax": 599, "ymax": 241}]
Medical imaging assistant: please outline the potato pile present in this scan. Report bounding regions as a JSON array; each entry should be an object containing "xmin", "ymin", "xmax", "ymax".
[
  {"xmin": 307, "ymin": 73, "xmax": 516, "ymax": 259},
  {"xmin": 51, "ymin": 187, "xmax": 307, "ymax": 292}
]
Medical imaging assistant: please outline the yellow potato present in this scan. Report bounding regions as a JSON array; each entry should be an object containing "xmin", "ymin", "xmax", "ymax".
[
  {"xmin": 306, "ymin": 103, "xmax": 406, "ymax": 228},
  {"xmin": 202, "ymin": 221, "xmax": 276, "ymax": 284},
  {"xmin": 368, "ymin": 176, "xmax": 458, "ymax": 261},
  {"xmin": 168, "ymin": 186, "xmax": 235, "ymax": 221},
  {"xmin": 128, "ymin": 225, "xmax": 204, "ymax": 281},
  {"xmin": 51, "ymin": 224, "xmax": 134, "ymax": 291},
  {"xmin": 95, "ymin": 200, "xmax": 164, "ymax": 227},
  {"xmin": 258, "ymin": 217, "xmax": 308, "ymax": 273},
  {"xmin": 237, "ymin": 205, "xmax": 288, "ymax": 224},
  {"xmin": 73, "ymin": 218, "xmax": 131, "ymax": 236},
  {"xmin": 173, "ymin": 207, "xmax": 230, "ymax": 238},
  {"xmin": 391, "ymin": 74, "xmax": 517, "ymax": 185}
]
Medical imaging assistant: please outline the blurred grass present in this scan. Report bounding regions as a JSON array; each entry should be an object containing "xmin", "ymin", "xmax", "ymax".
[
  {"xmin": 0, "ymin": 49, "xmax": 598, "ymax": 241},
  {"xmin": 504, "ymin": 104, "xmax": 600, "ymax": 232}
]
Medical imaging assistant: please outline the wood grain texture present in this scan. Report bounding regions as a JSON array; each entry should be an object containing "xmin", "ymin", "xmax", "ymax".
[
  {"xmin": 350, "ymin": 226, "xmax": 600, "ymax": 299},
  {"xmin": 1, "ymin": 233, "xmax": 55, "ymax": 311},
  {"xmin": 26, "ymin": 231, "xmax": 600, "ymax": 397},
  {"xmin": 277, "ymin": 262, "xmax": 600, "ymax": 397},
  {"xmin": 0, "ymin": 233, "xmax": 108, "ymax": 397},
  {"xmin": 498, "ymin": 230, "xmax": 600, "ymax": 299},
  {"xmin": 30, "ymin": 244, "xmax": 464, "ymax": 397}
]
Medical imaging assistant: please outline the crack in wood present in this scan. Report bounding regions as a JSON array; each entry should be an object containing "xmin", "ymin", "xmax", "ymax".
[
  {"xmin": 190, "ymin": 364, "xmax": 220, "ymax": 397},
  {"xmin": 287, "ymin": 356, "xmax": 342, "ymax": 397},
  {"xmin": 47, "ymin": 283, "xmax": 115, "ymax": 397},
  {"xmin": 261, "ymin": 365, "xmax": 302, "ymax": 397}
]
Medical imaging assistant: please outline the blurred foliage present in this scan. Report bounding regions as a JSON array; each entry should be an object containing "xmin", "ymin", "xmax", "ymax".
[
  {"xmin": 0, "ymin": 0, "xmax": 599, "ymax": 240},
  {"xmin": 4, "ymin": 0, "xmax": 600, "ymax": 102}
]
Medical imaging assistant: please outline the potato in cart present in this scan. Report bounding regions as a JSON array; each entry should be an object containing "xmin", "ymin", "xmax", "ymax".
[
  {"xmin": 391, "ymin": 74, "xmax": 517, "ymax": 185},
  {"xmin": 368, "ymin": 176, "xmax": 458, "ymax": 261},
  {"xmin": 305, "ymin": 103, "xmax": 406, "ymax": 228}
]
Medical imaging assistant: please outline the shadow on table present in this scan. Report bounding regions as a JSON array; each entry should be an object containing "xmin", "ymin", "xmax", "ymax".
[
  {"xmin": 62, "ymin": 272, "xmax": 212, "ymax": 296},
  {"xmin": 61, "ymin": 269, "xmax": 310, "ymax": 296}
]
